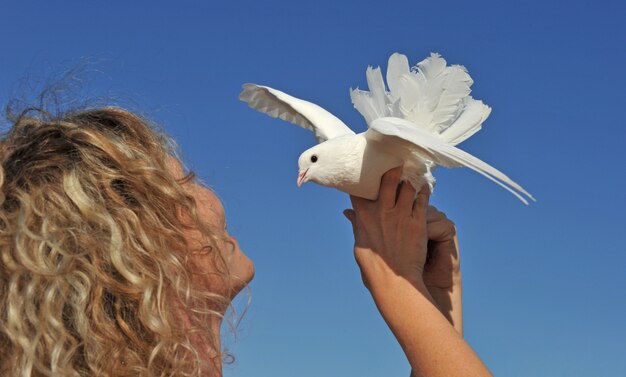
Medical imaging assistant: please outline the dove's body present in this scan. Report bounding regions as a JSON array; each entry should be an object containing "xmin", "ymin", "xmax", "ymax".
[
  {"xmin": 298, "ymin": 133, "xmax": 428, "ymax": 200},
  {"xmin": 240, "ymin": 53, "xmax": 534, "ymax": 204}
]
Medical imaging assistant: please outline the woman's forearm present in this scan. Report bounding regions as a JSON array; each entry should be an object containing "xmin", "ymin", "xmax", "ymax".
[{"xmin": 371, "ymin": 277, "xmax": 490, "ymax": 377}]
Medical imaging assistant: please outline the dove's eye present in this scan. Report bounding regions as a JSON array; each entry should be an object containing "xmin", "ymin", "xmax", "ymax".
[{"xmin": 310, "ymin": 155, "xmax": 318, "ymax": 163}]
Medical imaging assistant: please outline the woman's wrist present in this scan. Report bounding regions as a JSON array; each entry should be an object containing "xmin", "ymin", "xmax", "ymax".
[{"xmin": 367, "ymin": 272, "xmax": 433, "ymax": 316}]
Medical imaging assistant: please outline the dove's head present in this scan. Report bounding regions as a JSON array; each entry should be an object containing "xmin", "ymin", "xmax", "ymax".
[{"xmin": 297, "ymin": 138, "xmax": 359, "ymax": 188}]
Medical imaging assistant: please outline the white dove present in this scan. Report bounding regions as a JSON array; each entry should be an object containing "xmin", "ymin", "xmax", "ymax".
[{"xmin": 239, "ymin": 52, "xmax": 534, "ymax": 204}]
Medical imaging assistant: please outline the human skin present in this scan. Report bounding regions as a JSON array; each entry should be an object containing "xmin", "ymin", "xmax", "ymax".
[
  {"xmin": 343, "ymin": 166, "xmax": 491, "ymax": 377},
  {"xmin": 167, "ymin": 157, "xmax": 254, "ymax": 374},
  {"xmin": 424, "ymin": 207, "xmax": 463, "ymax": 334},
  {"xmin": 167, "ymin": 156, "xmax": 255, "ymax": 295}
]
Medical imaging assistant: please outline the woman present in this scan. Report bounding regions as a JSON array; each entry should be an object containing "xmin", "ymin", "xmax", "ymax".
[{"xmin": 0, "ymin": 106, "xmax": 490, "ymax": 376}]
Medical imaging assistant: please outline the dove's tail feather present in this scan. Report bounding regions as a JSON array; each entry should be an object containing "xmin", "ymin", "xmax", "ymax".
[
  {"xmin": 350, "ymin": 89, "xmax": 379, "ymax": 125},
  {"xmin": 397, "ymin": 54, "xmax": 480, "ymax": 137},
  {"xmin": 350, "ymin": 66, "xmax": 391, "ymax": 124},
  {"xmin": 438, "ymin": 98, "xmax": 492, "ymax": 146},
  {"xmin": 366, "ymin": 66, "xmax": 389, "ymax": 119},
  {"xmin": 351, "ymin": 53, "xmax": 491, "ymax": 147},
  {"xmin": 386, "ymin": 53, "xmax": 411, "ymax": 96}
]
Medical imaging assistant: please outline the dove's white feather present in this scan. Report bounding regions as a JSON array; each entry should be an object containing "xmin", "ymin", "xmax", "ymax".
[
  {"xmin": 240, "ymin": 84, "xmax": 354, "ymax": 143},
  {"xmin": 349, "ymin": 67, "xmax": 392, "ymax": 124},
  {"xmin": 395, "ymin": 73, "xmax": 425, "ymax": 121},
  {"xmin": 386, "ymin": 53, "xmax": 410, "ymax": 101},
  {"xmin": 439, "ymin": 98, "xmax": 491, "ymax": 145},
  {"xmin": 366, "ymin": 66, "xmax": 389, "ymax": 119},
  {"xmin": 430, "ymin": 66, "xmax": 472, "ymax": 133},
  {"xmin": 350, "ymin": 89, "xmax": 380, "ymax": 125},
  {"xmin": 416, "ymin": 53, "xmax": 448, "ymax": 83},
  {"xmin": 352, "ymin": 53, "xmax": 489, "ymax": 144},
  {"xmin": 369, "ymin": 117, "xmax": 535, "ymax": 204},
  {"xmin": 415, "ymin": 53, "xmax": 448, "ymax": 117}
]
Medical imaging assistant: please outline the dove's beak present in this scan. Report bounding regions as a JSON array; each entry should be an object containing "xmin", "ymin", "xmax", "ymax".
[{"xmin": 297, "ymin": 168, "xmax": 309, "ymax": 187}]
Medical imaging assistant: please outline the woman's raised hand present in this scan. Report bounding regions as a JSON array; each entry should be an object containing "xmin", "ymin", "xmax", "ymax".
[
  {"xmin": 343, "ymin": 167, "xmax": 491, "ymax": 376},
  {"xmin": 343, "ymin": 166, "xmax": 431, "ymax": 295}
]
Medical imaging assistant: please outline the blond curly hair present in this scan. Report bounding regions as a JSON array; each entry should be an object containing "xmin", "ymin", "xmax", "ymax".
[{"xmin": 0, "ymin": 107, "xmax": 233, "ymax": 376}]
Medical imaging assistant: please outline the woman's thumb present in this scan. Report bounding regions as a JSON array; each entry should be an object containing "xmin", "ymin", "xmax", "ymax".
[{"xmin": 343, "ymin": 209, "xmax": 356, "ymax": 233}]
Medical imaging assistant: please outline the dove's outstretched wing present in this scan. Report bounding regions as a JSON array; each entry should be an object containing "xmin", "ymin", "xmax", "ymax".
[
  {"xmin": 240, "ymin": 84, "xmax": 355, "ymax": 143},
  {"xmin": 368, "ymin": 117, "xmax": 535, "ymax": 204}
]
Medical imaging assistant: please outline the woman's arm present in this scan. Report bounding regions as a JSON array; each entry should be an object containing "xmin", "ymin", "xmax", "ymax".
[{"xmin": 343, "ymin": 167, "xmax": 491, "ymax": 377}]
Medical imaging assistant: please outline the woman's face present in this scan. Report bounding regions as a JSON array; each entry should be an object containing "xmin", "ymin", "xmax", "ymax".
[{"xmin": 167, "ymin": 157, "xmax": 254, "ymax": 302}]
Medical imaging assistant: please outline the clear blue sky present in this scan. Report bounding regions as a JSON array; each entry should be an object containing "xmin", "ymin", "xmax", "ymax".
[{"xmin": 1, "ymin": 0, "xmax": 625, "ymax": 376}]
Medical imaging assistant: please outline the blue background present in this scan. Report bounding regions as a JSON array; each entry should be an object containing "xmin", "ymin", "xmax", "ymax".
[{"xmin": 1, "ymin": 1, "xmax": 625, "ymax": 376}]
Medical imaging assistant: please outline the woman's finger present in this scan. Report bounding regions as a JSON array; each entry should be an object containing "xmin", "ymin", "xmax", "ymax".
[
  {"xmin": 412, "ymin": 184, "xmax": 430, "ymax": 219},
  {"xmin": 379, "ymin": 166, "xmax": 402, "ymax": 209},
  {"xmin": 396, "ymin": 180, "xmax": 416, "ymax": 214},
  {"xmin": 426, "ymin": 206, "xmax": 446, "ymax": 223},
  {"xmin": 427, "ymin": 219, "xmax": 456, "ymax": 241},
  {"xmin": 343, "ymin": 209, "xmax": 357, "ymax": 235},
  {"xmin": 350, "ymin": 194, "xmax": 369, "ymax": 212}
]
